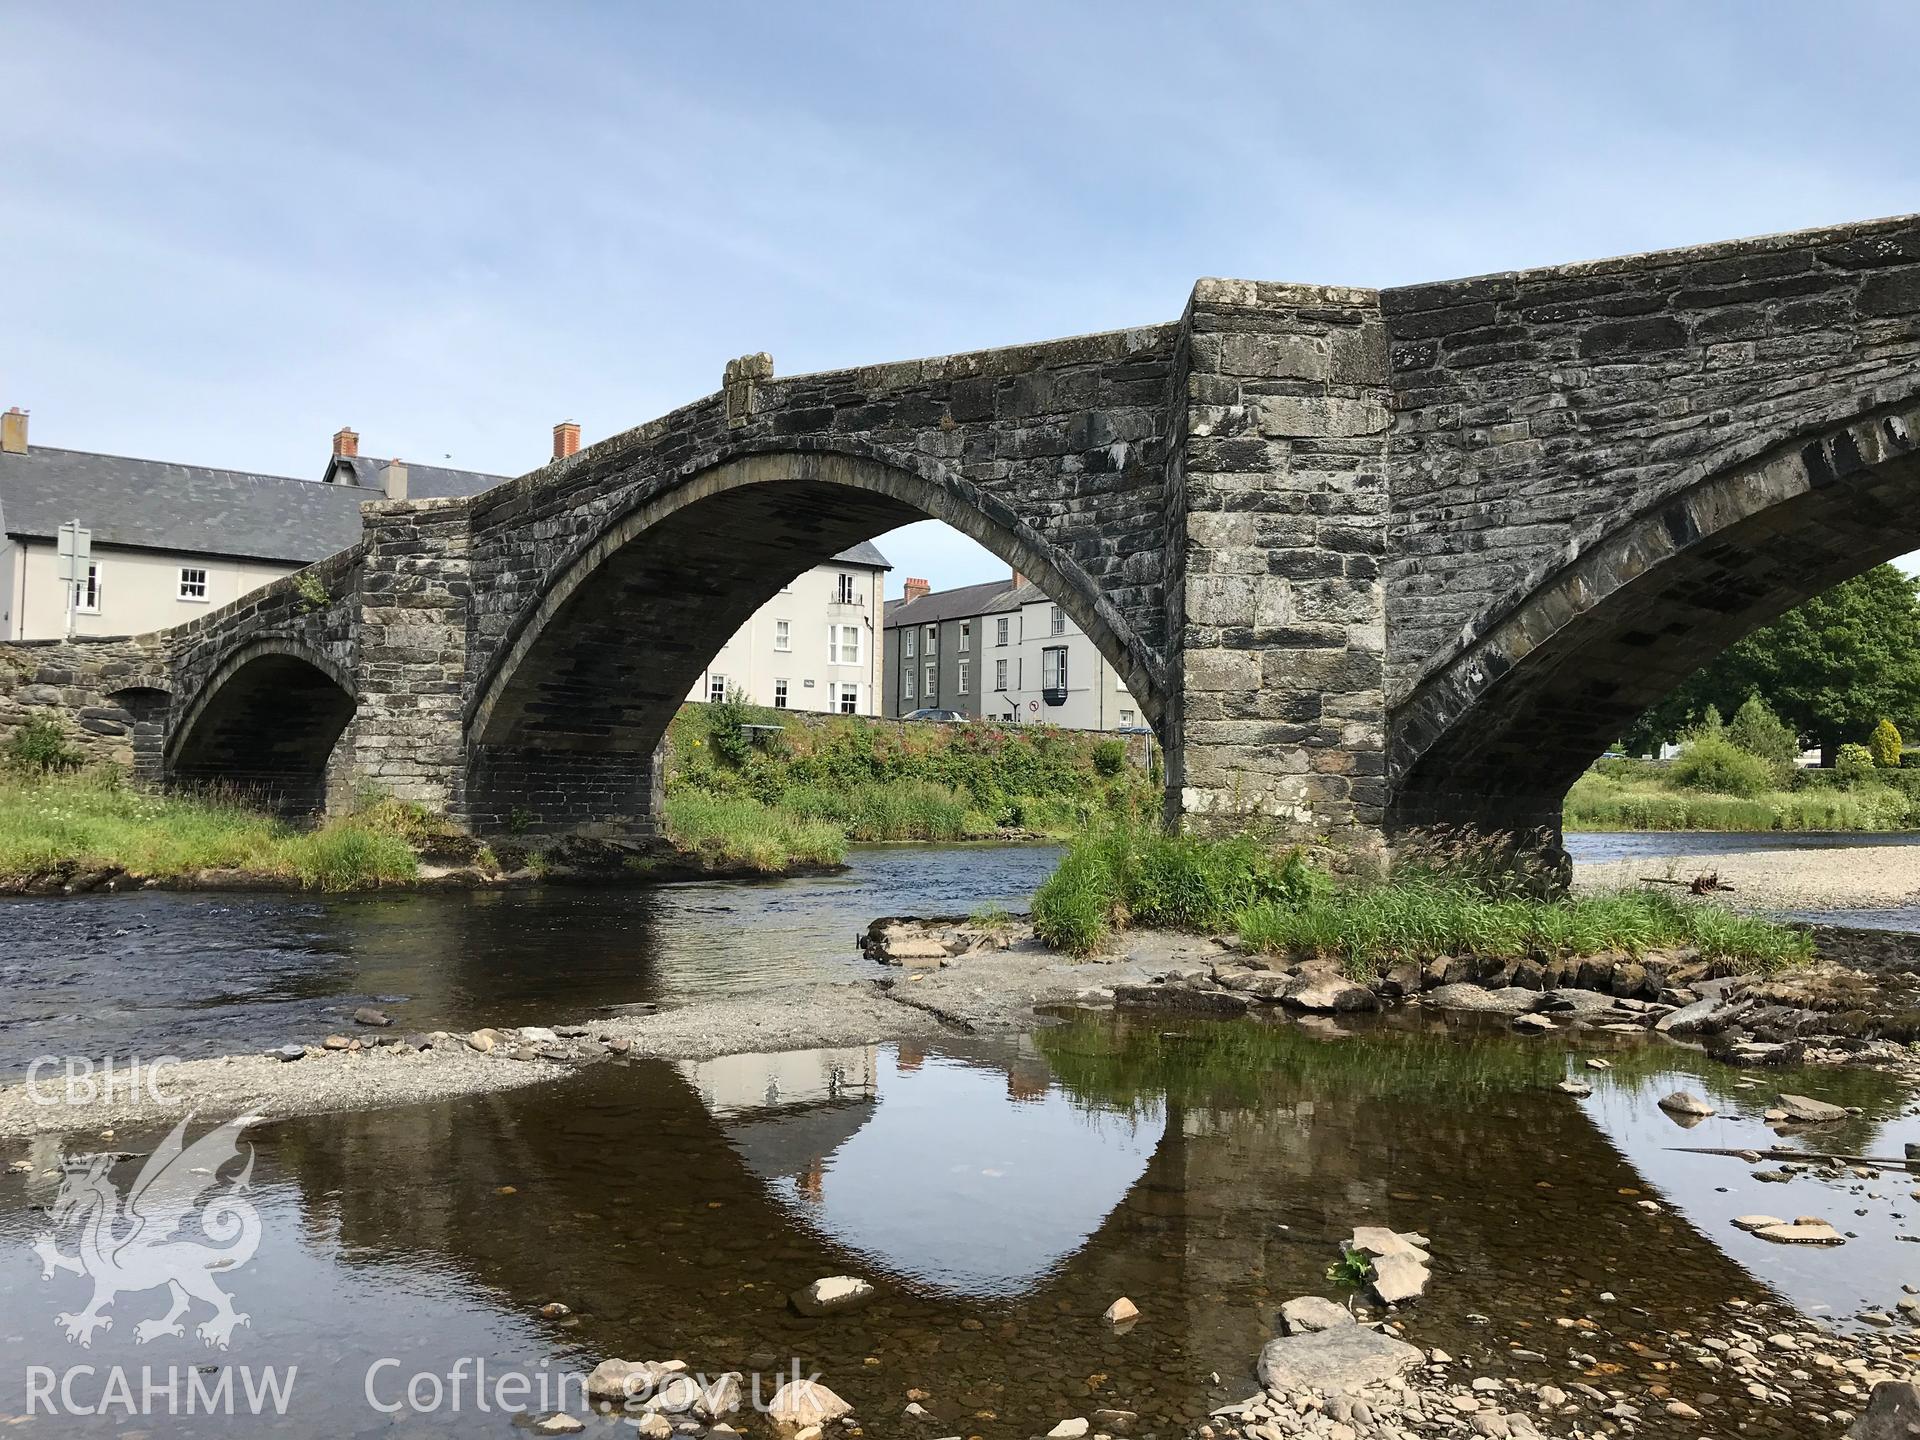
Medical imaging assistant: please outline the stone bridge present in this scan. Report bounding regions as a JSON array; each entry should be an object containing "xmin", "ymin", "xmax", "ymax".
[{"xmin": 6, "ymin": 213, "xmax": 1918, "ymax": 854}]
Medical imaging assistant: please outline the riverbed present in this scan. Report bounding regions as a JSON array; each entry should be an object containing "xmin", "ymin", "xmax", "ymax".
[{"xmin": 1, "ymin": 839, "xmax": 1916, "ymax": 1437}]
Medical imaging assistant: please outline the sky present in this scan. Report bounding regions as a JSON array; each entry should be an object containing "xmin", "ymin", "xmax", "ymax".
[{"xmin": 5, "ymin": 2, "xmax": 1918, "ymax": 597}]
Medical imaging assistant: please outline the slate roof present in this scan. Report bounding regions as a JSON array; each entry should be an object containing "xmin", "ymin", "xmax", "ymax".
[
  {"xmin": 982, "ymin": 580, "xmax": 1048, "ymax": 613},
  {"xmin": 0, "ymin": 446, "xmax": 893, "ymax": 572},
  {"xmin": 883, "ymin": 578, "xmax": 1016, "ymax": 628},
  {"xmin": 322, "ymin": 454, "xmax": 514, "ymax": 501},
  {"xmin": 0, "ymin": 446, "xmax": 505, "ymax": 565}
]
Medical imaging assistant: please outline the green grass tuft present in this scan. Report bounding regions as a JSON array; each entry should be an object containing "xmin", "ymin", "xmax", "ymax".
[{"xmin": 661, "ymin": 792, "xmax": 847, "ymax": 870}]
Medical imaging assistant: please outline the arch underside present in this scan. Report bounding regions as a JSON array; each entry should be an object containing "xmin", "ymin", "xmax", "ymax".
[
  {"xmin": 167, "ymin": 652, "xmax": 356, "ymax": 816},
  {"xmin": 1391, "ymin": 408, "xmax": 1920, "ymax": 835},
  {"xmin": 464, "ymin": 452, "xmax": 1164, "ymax": 836}
]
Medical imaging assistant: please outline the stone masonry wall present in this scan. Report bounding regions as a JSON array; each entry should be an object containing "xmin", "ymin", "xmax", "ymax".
[
  {"xmin": 348, "ymin": 499, "xmax": 473, "ymax": 812},
  {"xmin": 1385, "ymin": 213, "xmax": 1920, "ymax": 704},
  {"xmin": 0, "ymin": 636, "xmax": 171, "ymax": 772},
  {"xmin": 462, "ymin": 326, "xmax": 1180, "ymax": 731},
  {"xmin": 1170, "ymin": 280, "xmax": 1390, "ymax": 852}
]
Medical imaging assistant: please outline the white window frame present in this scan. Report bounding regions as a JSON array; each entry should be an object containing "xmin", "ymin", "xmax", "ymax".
[
  {"xmin": 177, "ymin": 566, "xmax": 209, "ymax": 604},
  {"xmin": 774, "ymin": 619, "xmax": 791, "ymax": 652},
  {"xmin": 1118, "ymin": 708, "xmax": 1135, "ymax": 725},
  {"xmin": 829, "ymin": 623, "xmax": 862, "ymax": 666},
  {"xmin": 75, "ymin": 562, "xmax": 102, "ymax": 614},
  {"xmin": 996, "ymin": 617, "xmax": 1009, "ymax": 646},
  {"xmin": 924, "ymin": 624, "xmax": 937, "ymax": 653},
  {"xmin": 958, "ymin": 620, "xmax": 970, "ymax": 653},
  {"xmin": 836, "ymin": 572, "xmax": 857, "ymax": 605},
  {"xmin": 836, "ymin": 682, "xmax": 860, "ymax": 715},
  {"xmin": 995, "ymin": 658, "xmax": 1008, "ymax": 692},
  {"xmin": 1042, "ymin": 645, "xmax": 1068, "ymax": 692},
  {"xmin": 922, "ymin": 661, "xmax": 935, "ymax": 697},
  {"xmin": 957, "ymin": 660, "xmax": 970, "ymax": 695},
  {"xmin": 903, "ymin": 670, "xmax": 915, "ymax": 702},
  {"xmin": 1050, "ymin": 604, "xmax": 1065, "ymax": 636},
  {"xmin": 708, "ymin": 674, "xmax": 727, "ymax": 704},
  {"xmin": 904, "ymin": 628, "xmax": 916, "ymax": 659},
  {"xmin": 773, "ymin": 678, "xmax": 789, "ymax": 709}
]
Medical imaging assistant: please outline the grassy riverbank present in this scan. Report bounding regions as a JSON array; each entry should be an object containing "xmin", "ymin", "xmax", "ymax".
[
  {"xmin": 1566, "ymin": 766, "xmax": 1913, "ymax": 831},
  {"xmin": 1032, "ymin": 819, "xmax": 1812, "ymax": 973},
  {"xmin": 0, "ymin": 771, "xmax": 419, "ymax": 891},
  {"xmin": 664, "ymin": 700, "xmax": 1155, "ymax": 842}
]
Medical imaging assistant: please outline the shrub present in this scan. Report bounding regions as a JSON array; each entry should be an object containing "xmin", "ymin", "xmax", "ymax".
[
  {"xmin": 707, "ymin": 688, "xmax": 753, "ymax": 766},
  {"xmin": 1668, "ymin": 734, "xmax": 1775, "ymax": 798},
  {"xmin": 1836, "ymin": 742, "xmax": 1878, "ymax": 788},
  {"xmin": 5, "ymin": 714, "xmax": 83, "ymax": 773},
  {"xmin": 1091, "ymin": 739, "xmax": 1127, "ymax": 777},
  {"xmin": 1871, "ymin": 718, "xmax": 1904, "ymax": 769},
  {"xmin": 1728, "ymin": 695, "xmax": 1799, "ymax": 764}
]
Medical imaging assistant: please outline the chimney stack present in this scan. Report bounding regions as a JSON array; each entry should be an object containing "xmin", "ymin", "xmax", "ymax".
[
  {"xmin": 553, "ymin": 420, "xmax": 581, "ymax": 460},
  {"xmin": 1, "ymin": 408, "xmax": 27, "ymax": 455},
  {"xmin": 903, "ymin": 577, "xmax": 930, "ymax": 603},
  {"xmin": 332, "ymin": 426, "xmax": 359, "ymax": 458},
  {"xmin": 383, "ymin": 459, "xmax": 409, "ymax": 502}
]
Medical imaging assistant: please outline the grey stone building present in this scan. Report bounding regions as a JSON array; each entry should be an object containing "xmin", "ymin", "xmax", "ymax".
[{"xmin": 881, "ymin": 577, "xmax": 1012, "ymax": 717}]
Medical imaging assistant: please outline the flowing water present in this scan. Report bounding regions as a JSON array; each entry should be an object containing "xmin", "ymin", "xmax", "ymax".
[{"xmin": 0, "ymin": 840, "xmax": 1916, "ymax": 1437}]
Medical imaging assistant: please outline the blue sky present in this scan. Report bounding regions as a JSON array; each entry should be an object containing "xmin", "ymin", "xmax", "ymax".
[{"xmin": 6, "ymin": 2, "xmax": 1917, "ymax": 595}]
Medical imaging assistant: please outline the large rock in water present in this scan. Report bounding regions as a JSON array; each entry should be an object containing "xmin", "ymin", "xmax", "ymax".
[
  {"xmin": 1257, "ymin": 1327, "xmax": 1423, "ymax": 1395},
  {"xmin": 1423, "ymin": 984, "xmax": 1540, "ymax": 1014},
  {"xmin": 1282, "ymin": 972, "xmax": 1379, "ymax": 1013},
  {"xmin": 767, "ymin": 1379, "xmax": 852, "ymax": 1431},
  {"xmin": 790, "ymin": 1275, "xmax": 875, "ymax": 1316},
  {"xmin": 1851, "ymin": 1380, "xmax": 1920, "ymax": 1438},
  {"xmin": 1776, "ymin": 1092, "xmax": 1848, "ymax": 1123},
  {"xmin": 1369, "ymin": 1251, "xmax": 1430, "ymax": 1305},
  {"xmin": 1279, "ymin": 1296, "xmax": 1356, "ymax": 1335}
]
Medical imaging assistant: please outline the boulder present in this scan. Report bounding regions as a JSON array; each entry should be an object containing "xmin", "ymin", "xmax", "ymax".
[
  {"xmin": 884, "ymin": 937, "xmax": 951, "ymax": 963},
  {"xmin": 1731, "ymin": 1215, "xmax": 1787, "ymax": 1233},
  {"xmin": 1257, "ymin": 1327, "xmax": 1423, "ymax": 1395},
  {"xmin": 1511, "ymin": 1013, "xmax": 1556, "ymax": 1033},
  {"xmin": 1279, "ymin": 1296, "xmax": 1355, "ymax": 1335},
  {"xmin": 1348, "ymin": 1226, "xmax": 1430, "ymax": 1262},
  {"xmin": 534, "ymin": 1415, "xmax": 584, "ymax": 1434},
  {"xmin": 1369, "ymin": 1251, "xmax": 1430, "ymax": 1306},
  {"xmin": 352, "ymin": 1006, "xmax": 393, "ymax": 1027},
  {"xmin": 1775, "ymin": 1092, "xmax": 1848, "ymax": 1123},
  {"xmin": 1102, "ymin": 1296, "xmax": 1139, "ymax": 1324},
  {"xmin": 696, "ymin": 1373, "xmax": 743, "ymax": 1421},
  {"xmin": 1423, "ymin": 984, "xmax": 1539, "ymax": 1014},
  {"xmin": 767, "ymin": 1379, "xmax": 852, "ymax": 1432},
  {"xmin": 1047, "ymin": 1422, "xmax": 1090, "ymax": 1439},
  {"xmin": 273, "ymin": 1044, "xmax": 305, "ymax": 1062},
  {"xmin": 585, "ymin": 1359, "xmax": 668, "ymax": 1400},
  {"xmin": 1282, "ymin": 973, "xmax": 1379, "ymax": 1013},
  {"xmin": 1090, "ymin": 1409, "xmax": 1139, "ymax": 1435},
  {"xmin": 1657, "ymin": 1091, "xmax": 1716, "ymax": 1118},
  {"xmin": 1654, "ymin": 995, "xmax": 1727, "ymax": 1034},
  {"xmin": 790, "ymin": 1275, "xmax": 875, "ymax": 1317},
  {"xmin": 1753, "ymin": 1219, "xmax": 1845, "ymax": 1245},
  {"xmin": 1851, "ymin": 1380, "xmax": 1920, "ymax": 1438}
]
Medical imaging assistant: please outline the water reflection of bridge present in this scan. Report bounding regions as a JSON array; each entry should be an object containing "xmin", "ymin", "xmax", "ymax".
[{"xmin": 262, "ymin": 1018, "xmax": 1811, "ymax": 1431}]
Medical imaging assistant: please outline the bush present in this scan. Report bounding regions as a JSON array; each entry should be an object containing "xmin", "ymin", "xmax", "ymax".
[
  {"xmin": 5, "ymin": 714, "xmax": 83, "ymax": 773},
  {"xmin": 1837, "ymin": 742, "xmax": 1878, "ymax": 788},
  {"xmin": 1091, "ymin": 739, "xmax": 1127, "ymax": 777},
  {"xmin": 707, "ymin": 688, "xmax": 753, "ymax": 766},
  {"xmin": 1728, "ymin": 695, "xmax": 1799, "ymax": 764},
  {"xmin": 1872, "ymin": 717, "xmax": 1904, "ymax": 769},
  {"xmin": 1668, "ymin": 734, "xmax": 1776, "ymax": 798}
]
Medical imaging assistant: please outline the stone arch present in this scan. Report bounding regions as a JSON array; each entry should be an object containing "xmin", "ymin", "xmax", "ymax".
[
  {"xmin": 1389, "ymin": 393, "xmax": 1920, "ymax": 837},
  {"xmin": 461, "ymin": 447, "xmax": 1168, "ymax": 836},
  {"xmin": 166, "ymin": 638, "xmax": 357, "ymax": 816}
]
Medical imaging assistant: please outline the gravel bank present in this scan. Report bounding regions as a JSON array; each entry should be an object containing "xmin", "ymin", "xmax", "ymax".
[
  {"xmin": 0, "ymin": 933, "xmax": 1209, "ymax": 1140},
  {"xmin": 1576, "ymin": 841, "xmax": 1920, "ymax": 912}
]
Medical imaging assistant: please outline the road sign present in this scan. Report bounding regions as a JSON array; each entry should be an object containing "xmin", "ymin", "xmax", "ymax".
[
  {"xmin": 56, "ymin": 522, "xmax": 92, "ymax": 583},
  {"xmin": 1028, "ymin": 700, "xmax": 1039, "ymax": 712}
]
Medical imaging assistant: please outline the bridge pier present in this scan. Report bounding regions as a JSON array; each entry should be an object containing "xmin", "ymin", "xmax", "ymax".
[{"xmin": 1167, "ymin": 280, "xmax": 1390, "ymax": 861}]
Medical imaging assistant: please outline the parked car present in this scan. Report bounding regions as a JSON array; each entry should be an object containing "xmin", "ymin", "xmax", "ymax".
[
  {"xmin": 902, "ymin": 707, "xmax": 966, "ymax": 723},
  {"xmin": 1113, "ymin": 725, "xmax": 1154, "ymax": 735}
]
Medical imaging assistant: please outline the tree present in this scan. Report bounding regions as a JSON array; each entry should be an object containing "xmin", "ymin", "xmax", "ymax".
[
  {"xmin": 1727, "ymin": 695, "xmax": 1798, "ymax": 765},
  {"xmin": 1871, "ymin": 717, "xmax": 1904, "ymax": 768},
  {"xmin": 1621, "ymin": 565, "xmax": 1920, "ymax": 764}
]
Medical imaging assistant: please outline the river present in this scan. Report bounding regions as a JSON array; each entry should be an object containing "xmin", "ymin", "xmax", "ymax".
[{"xmin": 0, "ymin": 838, "xmax": 1915, "ymax": 1436}]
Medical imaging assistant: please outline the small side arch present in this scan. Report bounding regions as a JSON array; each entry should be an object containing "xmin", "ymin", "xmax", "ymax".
[{"xmin": 166, "ymin": 638, "xmax": 357, "ymax": 815}]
